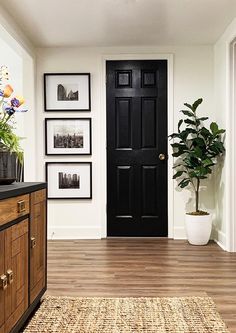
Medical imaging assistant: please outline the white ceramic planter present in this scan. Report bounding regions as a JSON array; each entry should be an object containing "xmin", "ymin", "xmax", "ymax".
[{"xmin": 185, "ymin": 213, "xmax": 212, "ymax": 245}]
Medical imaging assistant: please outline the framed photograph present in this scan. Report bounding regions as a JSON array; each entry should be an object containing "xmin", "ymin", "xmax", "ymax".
[
  {"xmin": 46, "ymin": 162, "xmax": 92, "ymax": 199},
  {"xmin": 44, "ymin": 73, "xmax": 91, "ymax": 111},
  {"xmin": 45, "ymin": 118, "xmax": 92, "ymax": 155}
]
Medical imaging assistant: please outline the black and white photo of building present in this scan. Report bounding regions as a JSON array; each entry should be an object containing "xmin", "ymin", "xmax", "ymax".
[
  {"xmin": 54, "ymin": 124, "xmax": 83, "ymax": 148},
  {"xmin": 57, "ymin": 84, "xmax": 79, "ymax": 101},
  {"xmin": 58, "ymin": 172, "xmax": 80, "ymax": 189}
]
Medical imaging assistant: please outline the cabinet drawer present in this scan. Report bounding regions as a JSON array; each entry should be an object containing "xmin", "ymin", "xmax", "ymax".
[{"xmin": 0, "ymin": 194, "xmax": 29, "ymax": 227}]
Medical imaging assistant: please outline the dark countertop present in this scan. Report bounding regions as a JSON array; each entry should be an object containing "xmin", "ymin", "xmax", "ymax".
[{"xmin": 0, "ymin": 182, "xmax": 47, "ymax": 200}]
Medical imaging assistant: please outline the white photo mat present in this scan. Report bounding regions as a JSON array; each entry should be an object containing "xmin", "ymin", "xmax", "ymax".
[
  {"xmin": 44, "ymin": 74, "xmax": 90, "ymax": 111},
  {"xmin": 46, "ymin": 162, "xmax": 92, "ymax": 199},
  {"xmin": 45, "ymin": 118, "xmax": 91, "ymax": 155}
]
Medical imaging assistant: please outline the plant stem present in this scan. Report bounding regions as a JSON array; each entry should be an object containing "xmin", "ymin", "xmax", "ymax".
[
  {"xmin": 3, "ymin": 114, "xmax": 11, "ymax": 124},
  {"xmin": 195, "ymin": 178, "xmax": 200, "ymax": 212},
  {"xmin": 194, "ymin": 108, "xmax": 200, "ymax": 212},
  {"xmin": 186, "ymin": 167, "xmax": 196, "ymax": 192}
]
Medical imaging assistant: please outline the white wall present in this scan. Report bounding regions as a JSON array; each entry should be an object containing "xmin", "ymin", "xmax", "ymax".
[
  {"xmin": 0, "ymin": 6, "xmax": 35, "ymax": 58},
  {"xmin": 36, "ymin": 45, "xmax": 215, "ymax": 240},
  {"xmin": 214, "ymin": 18, "xmax": 236, "ymax": 251},
  {"xmin": 0, "ymin": 10, "xmax": 36, "ymax": 181},
  {"xmin": 0, "ymin": 3, "xmax": 233, "ymax": 247},
  {"xmin": 0, "ymin": 36, "xmax": 23, "ymax": 95}
]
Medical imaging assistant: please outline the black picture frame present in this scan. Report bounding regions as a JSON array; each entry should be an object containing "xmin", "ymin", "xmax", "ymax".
[
  {"xmin": 45, "ymin": 118, "xmax": 92, "ymax": 155},
  {"xmin": 46, "ymin": 162, "xmax": 92, "ymax": 199},
  {"xmin": 44, "ymin": 73, "xmax": 91, "ymax": 111}
]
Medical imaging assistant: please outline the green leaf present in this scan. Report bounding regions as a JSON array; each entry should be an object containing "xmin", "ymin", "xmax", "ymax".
[
  {"xmin": 181, "ymin": 110, "xmax": 194, "ymax": 117},
  {"xmin": 191, "ymin": 137, "xmax": 206, "ymax": 147},
  {"xmin": 202, "ymin": 158, "xmax": 214, "ymax": 167},
  {"xmin": 169, "ymin": 133, "xmax": 181, "ymax": 139},
  {"xmin": 185, "ymin": 128, "xmax": 197, "ymax": 135},
  {"xmin": 213, "ymin": 141, "xmax": 225, "ymax": 152},
  {"xmin": 199, "ymin": 127, "xmax": 210, "ymax": 134},
  {"xmin": 173, "ymin": 164, "xmax": 184, "ymax": 169},
  {"xmin": 184, "ymin": 119, "xmax": 196, "ymax": 126},
  {"xmin": 210, "ymin": 122, "xmax": 218, "ymax": 135},
  {"xmin": 172, "ymin": 151, "xmax": 185, "ymax": 157},
  {"xmin": 171, "ymin": 143, "xmax": 180, "ymax": 148},
  {"xmin": 217, "ymin": 129, "xmax": 226, "ymax": 134},
  {"xmin": 179, "ymin": 130, "xmax": 189, "ymax": 141},
  {"xmin": 184, "ymin": 155, "xmax": 200, "ymax": 168},
  {"xmin": 189, "ymin": 171, "xmax": 197, "ymax": 178},
  {"xmin": 171, "ymin": 143, "xmax": 188, "ymax": 150},
  {"xmin": 195, "ymin": 166, "xmax": 209, "ymax": 177},
  {"xmin": 198, "ymin": 117, "xmax": 208, "ymax": 121},
  {"xmin": 184, "ymin": 103, "xmax": 193, "ymax": 111},
  {"xmin": 170, "ymin": 142, "xmax": 180, "ymax": 148},
  {"xmin": 178, "ymin": 178, "xmax": 191, "ymax": 188},
  {"xmin": 178, "ymin": 119, "xmax": 183, "ymax": 132},
  {"xmin": 192, "ymin": 98, "xmax": 203, "ymax": 111},
  {"xmin": 193, "ymin": 146, "xmax": 202, "ymax": 158},
  {"xmin": 173, "ymin": 170, "xmax": 185, "ymax": 179}
]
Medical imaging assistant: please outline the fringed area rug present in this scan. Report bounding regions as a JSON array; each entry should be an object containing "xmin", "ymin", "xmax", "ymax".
[{"xmin": 22, "ymin": 296, "xmax": 229, "ymax": 333}]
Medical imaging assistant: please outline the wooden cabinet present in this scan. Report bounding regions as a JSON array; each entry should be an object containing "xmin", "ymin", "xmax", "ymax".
[
  {"xmin": 30, "ymin": 189, "xmax": 46, "ymax": 303},
  {"xmin": 0, "ymin": 195, "xmax": 29, "ymax": 227},
  {"xmin": 0, "ymin": 220, "xmax": 29, "ymax": 333},
  {"xmin": 0, "ymin": 232, "xmax": 5, "ymax": 333},
  {"xmin": 4, "ymin": 220, "xmax": 29, "ymax": 333},
  {"xmin": 0, "ymin": 183, "xmax": 47, "ymax": 333}
]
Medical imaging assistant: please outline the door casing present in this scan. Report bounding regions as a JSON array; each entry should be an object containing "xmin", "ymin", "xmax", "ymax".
[
  {"xmin": 100, "ymin": 53, "xmax": 174, "ymax": 238},
  {"xmin": 226, "ymin": 38, "xmax": 236, "ymax": 252}
]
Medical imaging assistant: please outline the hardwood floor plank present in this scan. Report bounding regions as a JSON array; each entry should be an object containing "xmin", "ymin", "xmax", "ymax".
[{"xmin": 47, "ymin": 239, "xmax": 236, "ymax": 332}]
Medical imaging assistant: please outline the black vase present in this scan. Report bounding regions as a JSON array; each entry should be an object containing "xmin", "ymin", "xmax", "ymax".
[{"xmin": 0, "ymin": 151, "xmax": 17, "ymax": 185}]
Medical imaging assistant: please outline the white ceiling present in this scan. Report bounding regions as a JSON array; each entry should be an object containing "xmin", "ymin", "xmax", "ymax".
[{"xmin": 1, "ymin": 0, "xmax": 236, "ymax": 47}]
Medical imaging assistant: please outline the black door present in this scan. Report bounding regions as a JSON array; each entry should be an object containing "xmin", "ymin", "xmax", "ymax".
[{"xmin": 107, "ymin": 60, "xmax": 168, "ymax": 237}]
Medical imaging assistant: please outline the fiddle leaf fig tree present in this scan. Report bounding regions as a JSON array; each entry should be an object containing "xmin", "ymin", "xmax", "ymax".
[{"xmin": 169, "ymin": 98, "xmax": 225, "ymax": 214}]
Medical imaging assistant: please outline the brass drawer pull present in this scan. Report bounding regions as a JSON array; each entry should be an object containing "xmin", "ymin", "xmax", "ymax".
[
  {"xmin": 31, "ymin": 237, "xmax": 36, "ymax": 249},
  {"xmin": 0, "ymin": 274, "xmax": 7, "ymax": 290},
  {"xmin": 6, "ymin": 269, "xmax": 13, "ymax": 284},
  {"xmin": 18, "ymin": 200, "xmax": 26, "ymax": 213}
]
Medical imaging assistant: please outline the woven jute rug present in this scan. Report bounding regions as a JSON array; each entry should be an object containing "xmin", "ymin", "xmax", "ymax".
[{"xmin": 22, "ymin": 296, "xmax": 229, "ymax": 333}]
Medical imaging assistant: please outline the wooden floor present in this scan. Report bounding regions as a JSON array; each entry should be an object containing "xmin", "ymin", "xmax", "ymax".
[{"xmin": 47, "ymin": 239, "xmax": 236, "ymax": 332}]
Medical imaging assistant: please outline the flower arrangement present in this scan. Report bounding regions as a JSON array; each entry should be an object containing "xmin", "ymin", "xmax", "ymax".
[{"xmin": 0, "ymin": 66, "xmax": 27, "ymax": 163}]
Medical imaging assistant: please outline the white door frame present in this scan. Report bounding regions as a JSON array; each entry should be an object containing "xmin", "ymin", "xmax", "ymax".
[
  {"xmin": 226, "ymin": 39, "xmax": 236, "ymax": 251},
  {"xmin": 100, "ymin": 53, "xmax": 174, "ymax": 238}
]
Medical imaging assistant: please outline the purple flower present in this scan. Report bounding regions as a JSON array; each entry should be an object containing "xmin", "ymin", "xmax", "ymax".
[
  {"xmin": 0, "ymin": 90, "xmax": 3, "ymax": 97},
  {"xmin": 11, "ymin": 98, "xmax": 20, "ymax": 108},
  {"xmin": 3, "ymin": 103, "xmax": 28, "ymax": 116},
  {"xmin": 4, "ymin": 106, "xmax": 15, "ymax": 116}
]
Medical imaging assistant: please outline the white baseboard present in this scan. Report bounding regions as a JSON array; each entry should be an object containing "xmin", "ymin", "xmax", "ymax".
[
  {"xmin": 48, "ymin": 226, "xmax": 102, "ymax": 240},
  {"xmin": 173, "ymin": 226, "xmax": 226, "ymax": 249},
  {"xmin": 47, "ymin": 226, "xmax": 227, "ymax": 248},
  {"xmin": 173, "ymin": 226, "xmax": 186, "ymax": 239},
  {"xmin": 213, "ymin": 229, "xmax": 227, "ymax": 251}
]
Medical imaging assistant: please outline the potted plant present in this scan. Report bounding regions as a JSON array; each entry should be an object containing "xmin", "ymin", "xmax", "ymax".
[
  {"xmin": 170, "ymin": 98, "xmax": 225, "ymax": 245},
  {"xmin": 0, "ymin": 66, "xmax": 27, "ymax": 184}
]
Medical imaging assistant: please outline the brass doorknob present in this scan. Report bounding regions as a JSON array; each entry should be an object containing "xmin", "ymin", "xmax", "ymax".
[{"xmin": 159, "ymin": 153, "xmax": 166, "ymax": 161}]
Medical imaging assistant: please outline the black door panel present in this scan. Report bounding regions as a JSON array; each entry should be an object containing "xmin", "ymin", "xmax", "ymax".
[{"xmin": 107, "ymin": 60, "xmax": 168, "ymax": 237}]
